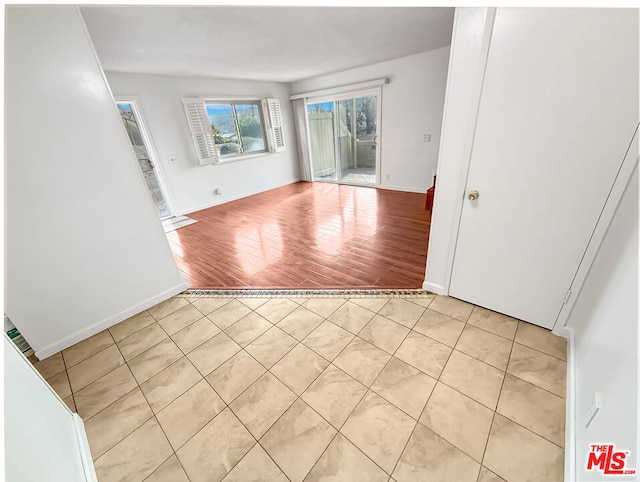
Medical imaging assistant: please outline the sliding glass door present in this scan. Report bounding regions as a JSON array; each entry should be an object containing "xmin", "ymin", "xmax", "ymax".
[{"xmin": 306, "ymin": 89, "xmax": 380, "ymax": 186}]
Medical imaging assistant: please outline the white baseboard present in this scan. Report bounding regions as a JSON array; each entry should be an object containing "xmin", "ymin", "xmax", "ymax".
[
  {"xmin": 35, "ymin": 282, "xmax": 188, "ymax": 359},
  {"xmin": 378, "ymin": 183, "xmax": 427, "ymax": 194},
  {"xmin": 422, "ymin": 280, "xmax": 446, "ymax": 294},
  {"xmin": 176, "ymin": 178, "xmax": 302, "ymax": 216},
  {"xmin": 562, "ymin": 326, "xmax": 576, "ymax": 482},
  {"xmin": 73, "ymin": 414, "xmax": 97, "ymax": 481}
]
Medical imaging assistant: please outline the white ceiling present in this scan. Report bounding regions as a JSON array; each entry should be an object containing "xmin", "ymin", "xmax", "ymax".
[{"xmin": 81, "ymin": 6, "xmax": 455, "ymax": 83}]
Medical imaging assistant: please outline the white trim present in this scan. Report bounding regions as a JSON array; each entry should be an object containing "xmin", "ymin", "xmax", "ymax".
[
  {"xmin": 306, "ymin": 87, "xmax": 383, "ymax": 188},
  {"xmin": 551, "ymin": 124, "xmax": 639, "ymax": 335},
  {"xmin": 378, "ymin": 184, "xmax": 426, "ymax": 194},
  {"xmin": 563, "ymin": 326, "xmax": 577, "ymax": 482},
  {"xmin": 73, "ymin": 415, "xmax": 98, "ymax": 482},
  {"xmin": 375, "ymin": 87, "xmax": 383, "ymax": 189},
  {"xmin": 34, "ymin": 282, "xmax": 188, "ymax": 359},
  {"xmin": 177, "ymin": 178, "xmax": 302, "ymax": 216},
  {"xmin": 307, "ymin": 87, "xmax": 382, "ymax": 105},
  {"xmin": 215, "ymin": 151, "xmax": 271, "ymax": 164},
  {"xmin": 290, "ymin": 78, "xmax": 388, "ymax": 101},
  {"xmin": 114, "ymin": 96, "xmax": 176, "ymax": 219},
  {"xmin": 309, "ymin": 181, "xmax": 425, "ymax": 194},
  {"xmin": 440, "ymin": 7, "xmax": 496, "ymax": 295},
  {"xmin": 202, "ymin": 95, "xmax": 262, "ymax": 102},
  {"xmin": 422, "ymin": 280, "xmax": 446, "ymax": 294}
]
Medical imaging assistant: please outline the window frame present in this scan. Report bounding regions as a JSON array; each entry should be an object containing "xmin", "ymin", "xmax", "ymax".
[{"xmin": 204, "ymin": 98, "xmax": 269, "ymax": 161}]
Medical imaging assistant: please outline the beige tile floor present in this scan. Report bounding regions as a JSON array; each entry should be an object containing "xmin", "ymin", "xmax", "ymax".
[{"xmin": 30, "ymin": 293, "xmax": 568, "ymax": 482}]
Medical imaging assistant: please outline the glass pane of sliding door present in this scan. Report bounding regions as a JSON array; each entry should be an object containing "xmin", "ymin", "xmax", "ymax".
[
  {"xmin": 307, "ymin": 101, "xmax": 337, "ymax": 181},
  {"xmin": 307, "ymin": 90, "xmax": 379, "ymax": 186}
]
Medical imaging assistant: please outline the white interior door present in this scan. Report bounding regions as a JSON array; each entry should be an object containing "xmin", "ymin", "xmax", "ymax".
[{"xmin": 449, "ymin": 8, "xmax": 638, "ymax": 329}]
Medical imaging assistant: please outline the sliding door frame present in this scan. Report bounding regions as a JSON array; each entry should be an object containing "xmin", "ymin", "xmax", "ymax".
[{"xmin": 306, "ymin": 87, "xmax": 382, "ymax": 188}]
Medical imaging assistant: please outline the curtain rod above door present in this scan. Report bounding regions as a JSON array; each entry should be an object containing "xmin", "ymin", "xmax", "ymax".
[{"xmin": 289, "ymin": 78, "xmax": 388, "ymax": 101}]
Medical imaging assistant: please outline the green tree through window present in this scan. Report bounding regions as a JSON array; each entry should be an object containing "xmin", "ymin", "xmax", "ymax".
[{"xmin": 206, "ymin": 102, "xmax": 266, "ymax": 157}]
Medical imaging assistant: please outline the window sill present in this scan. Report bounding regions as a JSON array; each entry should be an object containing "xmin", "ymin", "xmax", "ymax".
[{"xmin": 216, "ymin": 151, "xmax": 271, "ymax": 165}]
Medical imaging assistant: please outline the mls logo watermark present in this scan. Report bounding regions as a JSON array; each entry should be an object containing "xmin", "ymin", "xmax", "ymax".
[{"xmin": 587, "ymin": 444, "xmax": 636, "ymax": 476}]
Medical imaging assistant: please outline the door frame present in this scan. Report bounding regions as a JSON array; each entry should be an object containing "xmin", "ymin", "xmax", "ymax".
[
  {"xmin": 423, "ymin": 8, "xmax": 496, "ymax": 295},
  {"xmin": 306, "ymin": 87, "xmax": 382, "ymax": 188},
  {"xmin": 551, "ymin": 126, "xmax": 638, "ymax": 335},
  {"xmin": 114, "ymin": 96, "xmax": 175, "ymax": 219},
  {"xmin": 426, "ymin": 7, "xmax": 639, "ymax": 336}
]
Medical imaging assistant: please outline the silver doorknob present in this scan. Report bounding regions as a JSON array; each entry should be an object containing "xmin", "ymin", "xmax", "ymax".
[{"xmin": 468, "ymin": 190, "xmax": 479, "ymax": 201}]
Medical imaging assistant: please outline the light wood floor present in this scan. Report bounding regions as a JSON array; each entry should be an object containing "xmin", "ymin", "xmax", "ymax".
[{"xmin": 166, "ymin": 182, "xmax": 431, "ymax": 289}]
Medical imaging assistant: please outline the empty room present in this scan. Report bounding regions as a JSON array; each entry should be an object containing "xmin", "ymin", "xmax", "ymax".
[
  {"xmin": 5, "ymin": 5, "xmax": 639, "ymax": 482},
  {"xmin": 84, "ymin": 7, "xmax": 453, "ymax": 290}
]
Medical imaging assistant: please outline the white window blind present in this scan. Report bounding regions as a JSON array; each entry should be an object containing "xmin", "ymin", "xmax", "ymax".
[
  {"xmin": 264, "ymin": 98, "xmax": 286, "ymax": 152},
  {"xmin": 182, "ymin": 98, "xmax": 219, "ymax": 165}
]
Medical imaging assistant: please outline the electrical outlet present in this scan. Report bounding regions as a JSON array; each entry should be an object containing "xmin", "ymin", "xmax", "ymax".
[
  {"xmin": 424, "ymin": 134, "xmax": 431, "ymax": 142},
  {"xmin": 168, "ymin": 156, "xmax": 178, "ymax": 165},
  {"xmin": 385, "ymin": 173, "xmax": 390, "ymax": 181},
  {"xmin": 585, "ymin": 392, "xmax": 600, "ymax": 428}
]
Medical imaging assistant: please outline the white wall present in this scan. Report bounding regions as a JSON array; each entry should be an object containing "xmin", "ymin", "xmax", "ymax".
[
  {"xmin": 566, "ymin": 165, "xmax": 638, "ymax": 481},
  {"xmin": 5, "ymin": 336, "xmax": 96, "ymax": 481},
  {"xmin": 105, "ymin": 72, "xmax": 300, "ymax": 215},
  {"xmin": 6, "ymin": 6, "xmax": 187, "ymax": 359},
  {"xmin": 423, "ymin": 8, "xmax": 492, "ymax": 293},
  {"xmin": 291, "ymin": 48, "xmax": 451, "ymax": 193}
]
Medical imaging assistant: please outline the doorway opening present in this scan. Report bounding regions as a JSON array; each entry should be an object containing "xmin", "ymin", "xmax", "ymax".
[
  {"xmin": 116, "ymin": 100, "xmax": 173, "ymax": 220},
  {"xmin": 306, "ymin": 89, "xmax": 380, "ymax": 186}
]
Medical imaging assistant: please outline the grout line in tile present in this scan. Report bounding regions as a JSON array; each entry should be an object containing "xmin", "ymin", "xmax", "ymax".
[
  {"xmin": 69, "ymin": 362, "xmax": 126, "ymax": 398},
  {"xmin": 224, "ymin": 308, "xmax": 380, "ymax": 478},
  {"xmin": 494, "ymin": 407, "xmax": 566, "ymax": 451},
  {"xmin": 451, "ymin": 329, "xmax": 512, "ymax": 373},
  {"xmin": 337, "ymin": 388, "xmax": 411, "ymax": 478},
  {"xmin": 87, "ymin": 396, "xmax": 156, "ymax": 462},
  {"xmin": 403, "ymin": 324, "xmax": 512, "ymax": 470},
  {"xmin": 107, "ymin": 310, "xmax": 154, "ymax": 343},
  {"xmin": 117, "ymin": 315, "xmax": 188, "ymax": 474},
  {"xmin": 266, "ymin": 397, "xmax": 336, "ymax": 480},
  {"xmin": 62, "ymin": 333, "xmax": 117, "ymax": 370},
  {"xmin": 58, "ymin": 294, "xmax": 567, "ymax": 482},
  {"xmin": 478, "ymin": 334, "xmax": 516, "ymax": 470},
  {"xmin": 150, "ymin": 300, "xmax": 198, "ymax": 322},
  {"xmin": 505, "ymin": 370, "xmax": 567, "ymax": 400},
  {"xmin": 233, "ymin": 437, "xmax": 288, "ymax": 482},
  {"xmin": 119, "ymin": 332, "xmax": 171, "ymax": 366},
  {"xmin": 329, "ymin": 310, "xmax": 429, "ymax": 477},
  {"xmin": 387, "ymin": 411, "xmax": 421, "ymax": 479},
  {"xmin": 511, "ymin": 338, "xmax": 568, "ymax": 363},
  {"xmin": 82, "ymin": 333, "xmax": 150, "ymax": 425},
  {"xmin": 305, "ymin": 386, "xmax": 396, "ymax": 481},
  {"xmin": 93, "ymin": 415, "xmax": 171, "ymax": 479},
  {"xmin": 141, "ymin": 452, "xmax": 180, "ymax": 482},
  {"xmin": 203, "ymin": 348, "xmax": 264, "ymax": 407}
]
